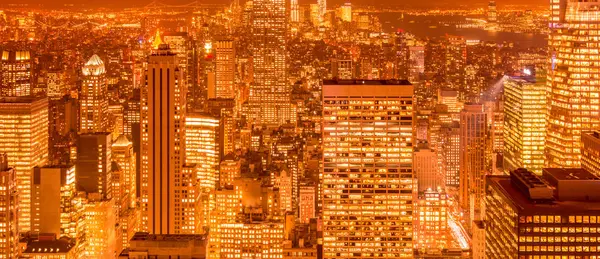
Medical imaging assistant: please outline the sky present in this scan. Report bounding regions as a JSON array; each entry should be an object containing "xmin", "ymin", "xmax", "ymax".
[{"xmin": 3, "ymin": 0, "xmax": 547, "ymax": 9}]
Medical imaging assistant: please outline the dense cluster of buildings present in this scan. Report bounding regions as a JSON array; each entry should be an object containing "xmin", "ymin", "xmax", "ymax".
[{"xmin": 0, "ymin": 0, "xmax": 598, "ymax": 258}]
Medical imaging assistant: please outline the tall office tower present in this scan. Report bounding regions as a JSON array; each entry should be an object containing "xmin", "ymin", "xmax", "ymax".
[
  {"xmin": 445, "ymin": 35, "xmax": 466, "ymax": 96},
  {"xmin": 208, "ymin": 186, "xmax": 242, "ymax": 259},
  {"xmin": 84, "ymin": 196, "xmax": 116, "ymax": 258},
  {"xmin": 80, "ymin": 55, "xmax": 108, "ymax": 133},
  {"xmin": 459, "ymin": 104, "xmax": 487, "ymax": 224},
  {"xmin": 0, "ymin": 97, "xmax": 48, "ymax": 232},
  {"xmin": 141, "ymin": 44, "xmax": 189, "ymax": 234},
  {"xmin": 414, "ymin": 143, "xmax": 443, "ymax": 192},
  {"xmin": 0, "ymin": 50, "xmax": 32, "ymax": 97},
  {"xmin": 322, "ymin": 80, "xmax": 414, "ymax": 258},
  {"xmin": 0, "ymin": 154, "xmax": 18, "ymax": 258},
  {"xmin": 215, "ymin": 39, "xmax": 236, "ymax": 99},
  {"xmin": 31, "ymin": 165, "xmax": 78, "ymax": 237},
  {"xmin": 112, "ymin": 135, "xmax": 136, "ymax": 209},
  {"xmin": 546, "ymin": 0, "xmax": 600, "ymax": 168},
  {"xmin": 440, "ymin": 122, "xmax": 460, "ymax": 188},
  {"xmin": 582, "ymin": 131, "xmax": 600, "ymax": 176},
  {"xmin": 503, "ymin": 75, "xmax": 546, "ymax": 174},
  {"xmin": 487, "ymin": 0, "xmax": 497, "ymax": 24},
  {"xmin": 77, "ymin": 133, "xmax": 112, "ymax": 199},
  {"xmin": 486, "ymin": 168, "xmax": 600, "ymax": 258},
  {"xmin": 186, "ymin": 113, "xmax": 219, "ymax": 189},
  {"xmin": 163, "ymin": 32, "xmax": 198, "ymax": 111},
  {"xmin": 250, "ymin": 0, "xmax": 291, "ymax": 125},
  {"xmin": 290, "ymin": 0, "xmax": 300, "ymax": 23},
  {"xmin": 298, "ymin": 185, "xmax": 315, "ymax": 224},
  {"xmin": 414, "ymin": 190, "xmax": 450, "ymax": 251}
]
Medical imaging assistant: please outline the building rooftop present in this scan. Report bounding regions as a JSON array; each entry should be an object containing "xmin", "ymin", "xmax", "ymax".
[
  {"xmin": 130, "ymin": 232, "xmax": 208, "ymax": 242},
  {"xmin": 22, "ymin": 239, "xmax": 74, "ymax": 254},
  {"xmin": 323, "ymin": 79, "xmax": 411, "ymax": 85},
  {"xmin": 544, "ymin": 167, "xmax": 600, "ymax": 181},
  {"xmin": 487, "ymin": 174, "xmax": 600, "ymax": 214}
]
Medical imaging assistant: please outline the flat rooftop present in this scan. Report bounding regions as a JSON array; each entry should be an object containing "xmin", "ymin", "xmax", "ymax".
[
  {"xmin": 544, "ymin": 168, "xmax": 600, "ymax": 181},
  {"xmin": 22, "ymin": 239, "xmax": 74, "ymax": 254},
  {"xmin": 130, "ymin": 232, "xmax": 208, "ymax": 242},
  {"xmin": 487, "ymin": 175, "xmax": 600, "ymax": 214},
  {"xmin": 323, "ymin": 79, "xmax": 412, "ymax": 85}
]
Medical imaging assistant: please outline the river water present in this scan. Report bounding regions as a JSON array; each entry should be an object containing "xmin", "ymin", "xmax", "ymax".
[{"xmin": 377, "ymin": 13, "xmax": 548, "ymax": 48}]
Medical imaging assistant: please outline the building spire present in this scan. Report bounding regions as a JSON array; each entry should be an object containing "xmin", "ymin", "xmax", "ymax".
[{"xmin": 152, "ymin": 29, "xmax": 163, "ymax": 50}]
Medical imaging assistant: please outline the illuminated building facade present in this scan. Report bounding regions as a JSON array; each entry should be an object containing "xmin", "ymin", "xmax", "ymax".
[
  {"xmin": 0, "ymin": 154, "xmax": 18, "ymax": 259},
  {"xmin": 77, "ymin": 133, "xmax": 112, "ymax": 199},
  {"xmin": 163, "ymin": 32, "xmax": 198, "ymax": 111},
  {"xmin": 486, "ymin": 168, "xmax": 600, "ymax": 258},
  {"xmin": 290, "ymin": 0, "xmax": 300, "ymax": 23},
  {"xmin": 84, "ymin": 197, "xmax": 116, "ymax": 258},
  {"xmin": 503, "ymin": 75, "xmax": 546, "ymax": 174},
  {"xmin": 546, "ymin": 0, "xmax": 600, "ymax": 168},
  {"xmin": 322, "ymin": 80, "xmax": 414, "ymax": 258},
  {"xmin": 298, "ymin": 185, "xmax": 315, "ymax": 224},
  {"xmin": 141, "ymin": 44, "xmax": 189, "ymax": 234},
  {"xmin": 21, "ymin": 237, "xmax": 76, "ymax": 259},
  {"xmin": 414, "ymin": 143, "xmax": 442, "ymax": 192},
  {"xmin": 250, "ymin": 0, "xmax": 291, "ymax": 125},
  {"xmin": 0, "ymin": 50, "xmax": 32, "ymax": 97},
  {"xmin": 219, "ymin": 158, "xmax": 241, "ymax": 187},
  {"xmin": 215, "ymin": 39, "xmax": 236, "ymax": 99},
  {"xmin": 0, "ymin": 97, "xmax": 48, "ymax": 232},
  {"xmin": 186, "ymin": 113, "xmax": 219, "ymax": 189},
  {"xmin": 487, "ymin": 0, "xmax": 497, "ymax": 24},
  {"xmin": 445, "ymin": 35, "xmax": 466, "ymax": 96},
  {"xmin": 80, "ymin": 55, "xmax": 108, "ymax": 133},
  {"xmin": 459, "ymin": 104, "xmax": 487, "ymax": 223},
  {"xmin": 112, "ymin": 135, "xmax": 136, "ymax": 209},
  {"xmin": 32, "ymin": 165, "xmax": 77, "ymax": 238},
  {"xmin": 582, "ymin": 131, "xmax": 600, "ymax": 176},
  {"xmin": 338, "ymin": 3, "xmax": 352, "ymax": 22},
  {"xmin": 414, "ymin": 191, "xmax": 450, "ymax": 251},
  {"xmin": 440, "ymin": 122, "xmax": 460, "ymax": 188},
  {"xmin": 219, "ymin": 222, "xmax": 284, "ymax": 259}
]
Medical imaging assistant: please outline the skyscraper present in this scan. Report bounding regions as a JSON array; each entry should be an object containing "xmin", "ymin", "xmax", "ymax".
[
  {"xmin": 546, "ymin": 0, "xmax": 600, "ymax": 168},
  {"xmin": 250, "ymin": 0, "xmax": 291, "ymax": 125},
  {"xmin": 0, "ymin": 50, "xmax": 32, "ymax": 97},
  {"xmin": 503, "ymin": 75, "xmax": 546, "ymax": 174},
  {"xmin": 486, "ymin": 168, "xmax": 600, "ymax": 258},
  {"xmin": 77, "ymin": 133, "xmax": 112, "ymax": 199},
  {"xmin": 185, "ymin": 113, "xmax": 219, "ymax": 189},
  {"xmin": 0, "ymin": 96, "xmax": 48, "ymax": 232},
  {"xmin": 459, "ymin": 104, "xmax": 487, "ymax": 224},
  {"xmin": 0, "ymin": 154, "xmax": 19, "ymax": 259},
  {"xmin": 214, "ymin": 39, "xmax": 236, "ymax": 99},
  {"xmin": 80, "ymin": 55, "xmax": 108, "ymax": 133},
  {"xmin": 322, "ymin": 80, "xmax": 414, "ymax": 258},
  {"xmin": 141, "ymin": 44, "xmax": 189, "ymax": 234}
]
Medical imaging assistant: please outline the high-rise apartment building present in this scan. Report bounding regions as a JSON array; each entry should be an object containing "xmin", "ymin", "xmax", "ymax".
[
  {"xmin": 503, "ymin": 75, "xmax": 546, "ymax": 174},
  {"xmin": 250, "ymin": 0, "xmax": 291, "ymax": 125},
  {"xmin": 142, "ymin": 44, "xmax": 196, "ymax": 234},
  {"xmin": 0, "ymin": 96, "xmax": 48, "ymax": 232},
  {"xmin": 546, "ymin": 0, "xmax": 600, "ymax": 168},
  {"xmin": 0, "ymin": 154, "xmax": 18, "ymax": 259},
  {"xmin": 77, "ymin": 133, "xmax": 112, "ymax": 199},
  {"xmin": 459, "ymin": 104, "xmax": 487, "ymax": 224},
  {"xmin": 485, "ymin": 168, "xmax": 600, "ymax": 258},
  {"xmin": 1, "ymin": 50, "xmax": 32, "ymax": 97},
  {"xmin": 322, "ymin": 80, "xmax": 414, "ymax": 258},
  {"xmin": 215, "ymin": 39, "xmax": 236, "ymax": 99},
  {"xmin": 80, "ymin": 55, "xmax": 108, "ymax": 133}
]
